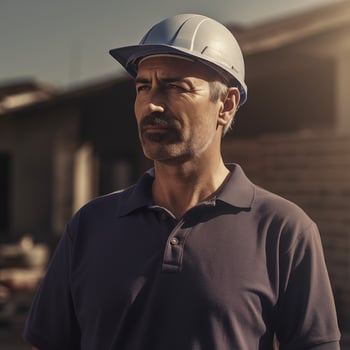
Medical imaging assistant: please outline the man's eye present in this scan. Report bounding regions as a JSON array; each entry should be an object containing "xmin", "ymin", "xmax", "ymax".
[
  {"xmin": 137, "ymin": 85, "xmax": 149, "ymax": 92},
  {"xmin": 168, "ymin": 84, "xmax": 185, "ymax": 91}
]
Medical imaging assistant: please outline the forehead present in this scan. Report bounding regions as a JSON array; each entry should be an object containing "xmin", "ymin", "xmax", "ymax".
[{"xmin": 136, "ymin": 55, "xmax": 218, "ymax": 82}]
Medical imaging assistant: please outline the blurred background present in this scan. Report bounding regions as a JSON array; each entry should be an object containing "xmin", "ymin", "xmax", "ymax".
[{"xmin": 0, "ymin": 0, "xmax": 349, "ymax": 348}]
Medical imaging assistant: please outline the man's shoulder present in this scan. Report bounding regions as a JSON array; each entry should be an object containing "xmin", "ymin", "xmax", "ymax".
[
  {"xmin": 225, "ymin": 164, "xmax": 313, "ymax": 227},
  {"xmin": 78, "ymin": 184, "xmax": 137, "ymax": 215},
  {"xmin": 254, "ymin": 185, "xmax": 302, "ymax": 211},
  {"xmin": 252, "ymin": 184, "xmax": 316, "ymax": 233},
  {"xmin": 65, "ymin": 184, "xmax": 140, "ymax": 239},
  {"xmin": 71, "ymin": 169, "xmax": 154, "ymax": 222}
]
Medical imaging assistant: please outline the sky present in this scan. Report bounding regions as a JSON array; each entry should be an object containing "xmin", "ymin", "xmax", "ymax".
[{"xmin": 0, "ymin": 0, "xmax": 340, "ymax": 90}]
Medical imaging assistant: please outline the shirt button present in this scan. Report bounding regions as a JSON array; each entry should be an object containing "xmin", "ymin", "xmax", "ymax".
[{"xmin": 170, "ymin": 237, "xmax": 179, "ymax": 245}]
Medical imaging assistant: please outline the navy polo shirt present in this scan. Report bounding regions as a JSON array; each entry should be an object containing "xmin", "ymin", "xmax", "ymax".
[{"xmin": 23, "ymin": 164, "xmax": 340, "ymax": 350}]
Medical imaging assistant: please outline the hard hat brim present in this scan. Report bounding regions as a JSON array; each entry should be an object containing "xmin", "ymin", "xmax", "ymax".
[{"xmin": 109, "ymin": 44, "xmax": 247, "ymax": 106}]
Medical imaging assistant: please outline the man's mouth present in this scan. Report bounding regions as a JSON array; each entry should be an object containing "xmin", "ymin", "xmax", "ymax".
[
  {"xmin": 140, "ymin": 114, "xmax": 181, "ymax": 143},
  {"xmin": 142, "ymin": 125, "xmax": 170, "ymax": 132},
  {"xmin": 141, "ymin": 126, "xmax": 176, "ymax": 142}
]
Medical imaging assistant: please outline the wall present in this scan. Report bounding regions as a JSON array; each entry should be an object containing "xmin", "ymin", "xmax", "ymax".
[
  {"xmin": 234, "ymin": 49, "xmax": 336, "ymax": 137},
  {"xmin": 223, "ymin": 130, "xmax": 350, "ymax": 329},
  {"xmin": 0, "ymin": 106, "xmax": 80, "ymax": 240}
]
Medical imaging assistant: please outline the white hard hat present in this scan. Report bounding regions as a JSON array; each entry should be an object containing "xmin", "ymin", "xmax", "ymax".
[{"xmin": 109, "ymin": 14, "xmax": 247, "ymax": 107}]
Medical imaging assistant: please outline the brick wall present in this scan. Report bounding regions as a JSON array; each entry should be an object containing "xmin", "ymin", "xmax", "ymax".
[{"xmin": 223, "ymin": 130, "xmax": 350, "ymax": 331}]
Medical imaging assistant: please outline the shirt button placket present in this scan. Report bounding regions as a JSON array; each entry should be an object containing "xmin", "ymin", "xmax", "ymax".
[{"xmin": 162, "ymin": 221, "xmax": 191, "ymax": 273}]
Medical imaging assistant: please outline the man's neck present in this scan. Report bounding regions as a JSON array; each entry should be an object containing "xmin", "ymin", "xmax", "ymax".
[{"xmin": 152, "ymin": 158, "xmax": 230, "ymax": 219}]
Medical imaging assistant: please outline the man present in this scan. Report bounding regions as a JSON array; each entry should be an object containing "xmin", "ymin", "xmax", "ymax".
[{"xmin": 24, "ymin": 14, "xmax": 340, "ymax": 349}]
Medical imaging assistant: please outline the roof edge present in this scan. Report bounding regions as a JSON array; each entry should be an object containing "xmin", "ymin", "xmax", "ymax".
[{"xmin": 230, "ymin": 0, "xmax": 350, "ymax": 54}]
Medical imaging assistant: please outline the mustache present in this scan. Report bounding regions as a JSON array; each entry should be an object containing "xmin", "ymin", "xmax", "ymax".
[{"xmin": 140, "ymin": 113, "xmax": 181, "ymax": 130}]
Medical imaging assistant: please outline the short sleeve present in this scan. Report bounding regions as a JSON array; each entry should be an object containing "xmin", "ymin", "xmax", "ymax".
[
  {"xmin": 23, "ymin": 225, "xmax": 81, "ymax": 350},
  {"xmin": 275, "ymin": 223, "xmax": 340, "ymax": 350}
]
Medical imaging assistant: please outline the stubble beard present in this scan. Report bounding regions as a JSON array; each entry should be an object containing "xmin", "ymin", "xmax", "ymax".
[
  {"xmin": 138, "ymin": 113, "xmax": 216, "ymax": 163},
  {"xmin": 140, "ymin": 134, "xmax": 193, "ymax": 163},
  {"xmin": 139, "ymin": 112, "xmax": 190, "ymax": 162},
  {"xmin": 140, "ymin": 130, "xmax": 214, "ymax": 164}
]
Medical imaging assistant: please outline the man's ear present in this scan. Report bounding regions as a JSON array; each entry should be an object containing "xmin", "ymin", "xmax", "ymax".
[{"xmin": 217, "ymin": 87, "xmax": 240, "ymax": 128}]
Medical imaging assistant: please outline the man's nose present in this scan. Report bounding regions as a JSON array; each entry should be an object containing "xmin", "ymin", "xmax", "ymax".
[{"xmin": 144, "ymin": 91, "xmax": 166, "ymax": 114}]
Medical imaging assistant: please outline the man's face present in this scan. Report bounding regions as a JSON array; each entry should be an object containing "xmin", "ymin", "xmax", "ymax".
[{"xmin": 134, "ymin": 56, "xmax": 224, "ymax": 163}]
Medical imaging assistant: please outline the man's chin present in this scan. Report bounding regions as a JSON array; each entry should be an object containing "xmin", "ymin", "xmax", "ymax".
[{"xmin": 142, "ymin": 146, "xmax": 192, "ymax": 164}]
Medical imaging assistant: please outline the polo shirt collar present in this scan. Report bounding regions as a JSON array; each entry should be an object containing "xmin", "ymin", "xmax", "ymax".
[
  {"xmin": 215, "ymin": 163, "xmax": 255, "ymax": 209},
  {"xmin": 117, "ymin": 168, "xmax": 155, "ymax": 216},
  {"xmin": 117, "ymin": 164, "xmax": 255, "ymax": 217}
]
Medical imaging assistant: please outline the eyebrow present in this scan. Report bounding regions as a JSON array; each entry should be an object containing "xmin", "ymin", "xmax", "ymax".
[
  {"xmin": 135, "ymin": 76, "xmax": 184, "ymax": 84},
  {"xmin": 135, "ymin": 77, "xmax": 150, "ymax": 84}
]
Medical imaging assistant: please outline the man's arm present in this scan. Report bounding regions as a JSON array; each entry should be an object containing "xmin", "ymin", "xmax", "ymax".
[
  {"xmin": 23, "ymin": 225, "xmax": 81, "ymax": 348},
  {"xmin": 275, "ymin": 223, "xmax": 340, "ymax": 348}
]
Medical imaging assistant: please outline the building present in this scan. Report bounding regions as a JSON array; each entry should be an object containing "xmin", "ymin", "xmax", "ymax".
[
  {"xmin": 224, "ymin": 0, "xmax": 350, "ymax": 337},
  {"xmin": 0, "ymin": 77, "xmax": 141, "ymax": 243}
]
